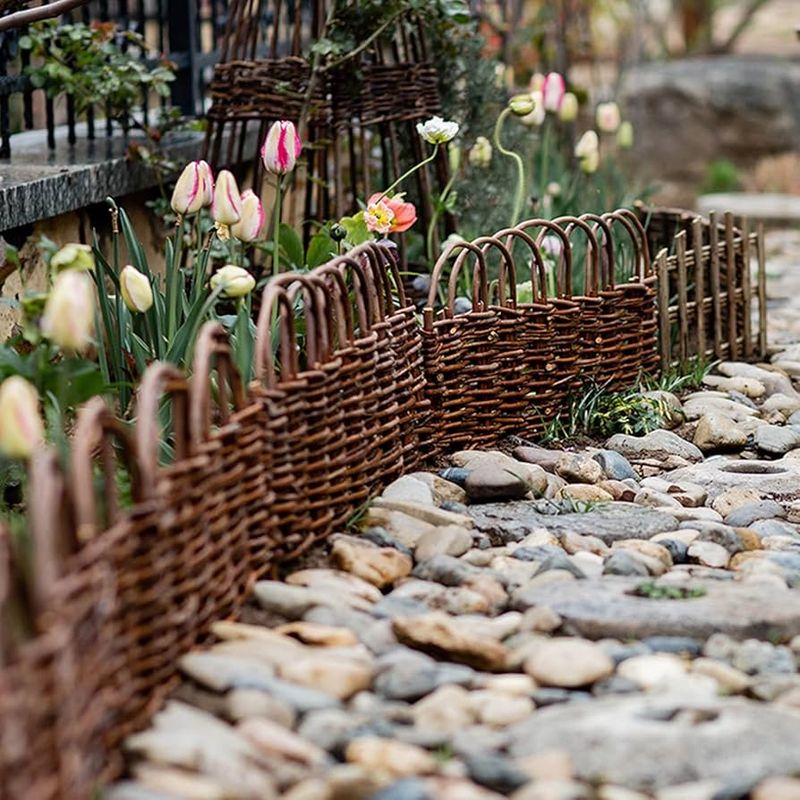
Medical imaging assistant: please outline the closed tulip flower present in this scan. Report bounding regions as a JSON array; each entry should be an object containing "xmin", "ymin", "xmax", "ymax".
[
  {"xmin": 575, "ymin": 130, "xmax": 600, "ymax": 159},
  {"xmin": 212, "ymin": 170, "xmax": 243, "ymax": 230},
  {"xmin": 617, "ymin": 120, "xmax": 634, "ymax": 149},
  {"xmin": 41, "ymin": 270, "xmax": 94, "ymax": 352},
  {"xmin": 580, "ymin": 149, "xmax": 600, "ymax": 174},
  {"xmin": 0, "ymin": 376, "xmax": 44, "ymax": 459},
  {"xmin": 120, "ymin": 265, "xmax": 153, "ymax": 313},
  {"xmin": 231, "ymin": 190, "xmax": 265, "ymax": 242},
  {"xmin": 468, "ymin": 136, "xmax": 493, "ymax": 168},
  {"xmin": 261, "ymin": 120, "xmax": 303, "ymax": 175},
  {"xmin": 596, "ymin": 101, "xmax": 622, "ymax": 133},
  {"xmin": 543, "ymin": 72, "xmax": 566, "ymax": 113},
  {"xmin": 199, "ymin": 160, "xmax": 214, "ymax": 206},
  {"xmin": 171, "ymin": 161, "xmax": 206, "ymax": 216},
  {"xmin": 210, "ymin": 265, "xmax": 256, "ymax": 298},
  {"xmin": 50, "ymin": 243, "xmax": 94, "ymax": 273},
  {"xmin": 559, "ymin": 92, "xmax": 579, "ymax": 123}
]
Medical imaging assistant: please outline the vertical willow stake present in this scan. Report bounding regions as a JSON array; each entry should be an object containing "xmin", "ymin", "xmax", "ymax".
[{"xmin": 493, "ymin": 106, "xmax": 527, "ymax": 227}]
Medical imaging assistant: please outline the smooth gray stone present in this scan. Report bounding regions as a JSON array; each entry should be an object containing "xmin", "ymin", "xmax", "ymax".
[
  {"xmin": 603, "ymin": 551, "xmax": 650, "ymax": 577},
  {"xmin": 605, "ymin": 429, "xmax": 703, "ymax": 462},
  {"xmin": 751, "ymin": 519, "xmax": 800, "ymax": 539},
  {"xmin": 593, "ymin": 449, "xmax": 638, "ymax": 481},
  {"xmin": 363, "ymin": 527, "xmax": 414, "ymax": 557},
  {"xmin": 463, "ymin": 752, "xmax": 530, "ymax": 793},
  {"xmin": 468, "ymin": 501, "xmax": 678, "ymax": 546},
  {"xmin": 755, "ymin": 426, "xmax": 800, "ymax": 456},
  {"xmin": 512, "ymin": 577, "xmax": 800, "ymax": 640},
  {"xmin": 641, "ymin": 636, "xmax": 702, "ymax": 656},
  {"xmin": 725, "ymin": 500, "xmax": 787, "ymax": 528},
  {"xmin": 508, "ymin": 695, "xmax": 800, "ymax": 790},
  {"xmin": 369, "ymin": 779, "xmax": 432, "ymax": 800}
]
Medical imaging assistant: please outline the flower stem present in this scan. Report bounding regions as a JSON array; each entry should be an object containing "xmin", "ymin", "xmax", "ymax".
[
  {"xmin": 493, "ymin": 108, "xmax": 527, "ymax": 227},
  {"xmin": 273, "ymin": 177, "xmax": 282, "ymax": 275},
  {"xmin": 426, "ymin": 171, "xmax": 456, "ymax": 261},
  {"xmin": 167, "ymin": 219, "xmax": 183, "ymax": 343},
  {"xmin": 376, "ymin": 144, "xmax": 439, "ymax": 203}
]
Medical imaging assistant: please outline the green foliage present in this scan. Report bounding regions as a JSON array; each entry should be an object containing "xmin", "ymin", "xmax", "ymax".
[
  {"xmin": 19, "ymin": 21, "xmax": 174, "ymax": 121},
  {"xmin": 631, "ymin": 582, "xmax": 707, "ymax": 600},
  {"xmin": 701, "ymin": 159, "xmax": 741, "ymax": 195},
  {"xmin": 541, "ymin": 382, "xmax": 673, "ymax": 444},
  {"xmin": 640, "ymin": 357, "xmax": 715, "ymax": 395}
]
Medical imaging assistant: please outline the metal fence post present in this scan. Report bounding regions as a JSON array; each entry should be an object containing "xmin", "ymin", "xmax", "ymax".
[{"xmin": 168, "ymin": 0, "xmax": 199, "ymax": 116}]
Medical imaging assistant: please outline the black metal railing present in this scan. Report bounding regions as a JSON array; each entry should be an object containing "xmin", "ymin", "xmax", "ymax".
[{"xmin": 0, "ymin": 0, "xmax": 229, "ymax": 158}]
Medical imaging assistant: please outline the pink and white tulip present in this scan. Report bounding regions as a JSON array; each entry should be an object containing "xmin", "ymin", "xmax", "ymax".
[
  {"xmin": 596, "ymin": 102, "xmax": 622, "ymax": 133},
  {"xmin": 0, "ymin": 376, "xmax": 44, "ymax": 459},
  {"xmin": 543, "ymin": 72, "xmax": 566, "ymax": 113},
  {"xmin": 261, "ymin": 120, "xmax": 303, "ymax": 175},
  {"xmin": 171, "ymin": 161, "xmax": 206, "ymax": 216},
  {"xmin": 198, "ymin": 160, "xmax": 214, "ymax": 206},
  {"xmin": 212, "ymin": 170, "xmax": 243, "ymax": 227},
  {"xmin": 41, "ymin": 270, "xmax": 94, "ymax": 352},
  {"xmin": 232, "ymin": 190, "xmax": 265, "ymax": 242}
]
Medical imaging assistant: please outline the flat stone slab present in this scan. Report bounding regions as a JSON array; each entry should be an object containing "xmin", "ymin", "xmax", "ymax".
[
  {"xmin": 468, "ymin": 501, "xmax": 678, "ymax": 545},
  {"xmin": 512, "ymin": 577, "xmax": 800, "ymax": 641},
  {"xmin": 662, "ymin": 458, "xmax": 800, "ymax": 503},
  {"xmin": 508, "ymin": 695, "xmax": 800, "ymax": 791},
  {"xmin": 697, "ymin": 192, "xmax": 800, "ymax": 223}
]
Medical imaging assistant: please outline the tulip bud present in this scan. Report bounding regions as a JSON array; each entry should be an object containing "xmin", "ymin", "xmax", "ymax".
[
  {"xmin": 617, "ymin": 120, "xmax": 634, "ymax": 149},
  {"xmin": 210, "ymin": 265, "xmax": 256, "ymax": 298},
  {"xmin": 50, "ymin": 243, "xmax": 94, "ymax": 273},
  {"xmin": 231, "ymin": 190, "xmax": 265, "ymax": 242},
  {"xmin": 198, "ymin": 160, "xmax": 214, "ymax": 206},
  {"xmin": 580, "ymin": 150, "xmax": 600, "ymax": 174},
  {"xmin": 41, "ymin": 271, "xmax": 94, "ymax": 352},
  {"xmin": 330, "ymin": 223, "xmax": 347, "ymax": 243},
  {"xmin": 448, "ymin": 143, "xmax": 462, "ymax": 173},
  {"xmin": 546, "ymin": 181, "xmax": 562, "ymax": 197},
  {"xmin": 559, "ymin": 92, "xmax": 579, "ymax": 123},
  {"xmin": 509, "ymin": 93, "xmax": 535, "ymax": 117},
  {"xmin": 468, "ymin": 136, "xmax": 493, "ymax": 169},
  {"xmin": 120, "ymin": 265, "xmax": 154, "ymax": 313},
  {"xmin": 575, "ymin": 130, "xmax": 600, "ymax": 159},
  {"xmin": 0, "ymin": 376, "xmax": 44, "ymax": 459},
  {"xmin": 596, "ymin": 101, "xmax": 622, "ymax": 133},
  {"xmin": 171, "ymin": 161, "xmax": 205, "ymax": 216},
  {"xmin": 212, "ymin": 170, "xmax": 243, "ymax": 237},
  {"xmin": 261, "ymin": 120, "xmax": 303, "ymax": 175},
  {"xmin": 543, "ymin": 72, "xmax": 566, "ymax": 113},
  {"xmin": 529, "ymin": 72, "xmax": 546, "ymax": 92}
]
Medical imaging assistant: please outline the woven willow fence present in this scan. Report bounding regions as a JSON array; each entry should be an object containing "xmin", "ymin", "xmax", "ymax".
[{"xmin": 0, "ymin": 205, "xmax": 764, "ymax": 799}]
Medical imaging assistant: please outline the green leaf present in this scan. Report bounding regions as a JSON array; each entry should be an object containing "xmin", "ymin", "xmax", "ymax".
[
  {"xmin": 279, "ymin": 223, "xmax": 304, "ymax": 270},
  {"xmin": 306, "ymin": 230, "xmax": 337, "ymax": 268},
  {"xmin": 340, "ymin": 212, "xmax": 371, "ymax": 247}
]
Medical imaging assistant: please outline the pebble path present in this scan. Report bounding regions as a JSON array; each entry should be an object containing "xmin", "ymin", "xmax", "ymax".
[{"xmin": 107, "ymin": 234, "xmax": 800, "ymax": 800}]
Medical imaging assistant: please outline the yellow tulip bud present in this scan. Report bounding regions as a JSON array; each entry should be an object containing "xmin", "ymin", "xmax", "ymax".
[
  {"xmin": 617, "ymin": 120, "xmax": 634, "ymax": 149},
  {"xmin": 210, "ymin": 265, "xmax": 256, "ymax": 298},
  {"xmin": 0, "ymin": 376, "xmax": 44, "ymax": 459},
  {"xmin": 559, "ymin": 92, "xmax": 579, "ymax": 123},
  {"xmin": 120, "ymin": 265, "xmax": 154, "ymax": 313}
]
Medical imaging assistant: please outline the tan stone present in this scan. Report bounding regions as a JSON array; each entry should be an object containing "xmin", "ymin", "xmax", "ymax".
[
  {"xmin": 239, "ymin": 717, "xmax": 329, "ymax": 765},
  {"xmin": 690, "ymin": 657, "xmax": 750, "ymax": 694},
  {"xmin": 331, "ymin": 537, "xmax": 412, "ymax": 588},
  {"xmin": 558, "ymin": 484, "xmax": 614, "ymax": 503},
  {"xmin": 345, "ymin": 736, "xmax": 437, "ymax": 777},
  {"xmin": 469, "ymin": 689, "xmax": 535, "ymax": 727},
  {"xmin": 561, "ymin": 531, "xmax": 609, "ymax": 556},
  {"xmin": 226, "ymin": 688, "xmax": 297, "ymax": 727},
  {"xmin": 520, "ymin": 606, "xmax": 563, "ymax": 633},
  {"xmin": 370, "ymin": 497, "xmax": 473, "ymax": 528},
  {"xmin": 476, "ymin": 673, "xmax": 538, "ymax": 696},
  {"xmin": 555, "ymin": 453, "xmax": 604, "ymax": 484},
  {"xmin": 361, "ymin": 507, "xmax": 437, "ymax": 548},
  {"xmin": 733, "ymin": 528, "xmax": 763, "ymax": 551},
  {"xmin": 393, "ymin": 611, "xmax": 509, "ymax": 671},
  {"xmin": 599, "ymin": 480, "xmax": 637, "ymax": 502},
  {"xmin": 752, "ymin": 776, "xmax": 800, "ymax": 800},
  {"xmin": 612, "ymin": 539, "xmax": 673, "ymax": 570},
  {"xmin": 524, "ymin": 638, "xmax": 614, "ymax": 687},
  {"xmin": 414, "ymin": 525, "xmax": 473, "ymax": 561},
  {"xmin": 711, "ymin": 487, "xmax": 763, "ymax": 517},
  {"xmin": 275, "ymin": 621, "xmax": 359, "ymax": 647},
  {"xmin": 278, "ymin": 653, "xmax": 373, "ymax": 700},
  {"xmin": 412, "ymin": 684, "xmax": 476, "ymax": 733},
  {"xmin": 409, "ymin": 471, "xmax": 468, "ymax": 504},
  {"xmin": 515, "ymin": 749, "xmax": 574, "ymax": 780},
  {"xmin": 285, "ymin": 569, "xmax": 383, "ymax": 603}
]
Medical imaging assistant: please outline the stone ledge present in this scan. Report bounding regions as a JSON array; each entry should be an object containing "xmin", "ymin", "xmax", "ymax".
[{"xmin": 0, "ymin": 124, "xmax": 242, "ymax": 232}]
